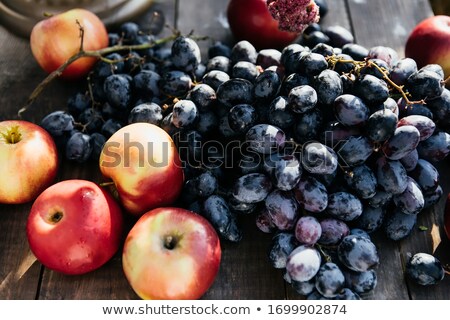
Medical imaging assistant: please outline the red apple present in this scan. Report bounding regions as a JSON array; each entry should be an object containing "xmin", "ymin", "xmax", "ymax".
[
  {"xmin": 122, "ymin": 207, "xmax": 221, "ymax": 300},
  {"xmin": 227, "ymin": 0, "xmax": 299, "ymax": 50},
  {"xmin": 405, "ymin": 15, "xmax": 450, "ymax": 78},
  {"xmin": 30, "ymin": 8, "xmax": 109, "ymax": 80},
  {"xmin": 99, "ymin": 123, "xmax": 184, "ymax": 215},
  {"xmin": 26, "ymin": 179, "xmax": 123, "ymax": 275},
  {"xmin": 0, "ymin": 120, "xmax": 58, "ymax": 204}
]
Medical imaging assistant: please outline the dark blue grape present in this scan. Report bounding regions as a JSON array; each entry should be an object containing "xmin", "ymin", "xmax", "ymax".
[
  {"xmin": 294, "ymin": 175, "xmax": 328, "ymax": 213},
  {"xmin": 254, "ymin": 70, "xmax": 281, "ymax": 100},
  {"xmin": 337, "ymin": 136, "xmax": 373, "ymax": 167},
  {"xmin": 424, "ymin": 185, "xmax": 443, "ymax": 209},
  {"xmin": 104, "ymin": 74, "xmax": 132, "ymax": 110},
  {"xmin": 354, "ymin": 74, "xmax": 389, "ymax": 106},
  {"xmin": 349, "ymin": 228, "xmax": 371, "ymax": 240},
  {"xmin": 123, "ymin": 51, "xmax": 142, "ymax": 74},
  {"xmin": 323, "ymin": 25, "xmax": 354, "ymax": 48},
  {"xmin": 66, "ymin": 132, "xmax": 93, "ymax": 163},
  {"xmin": 257, "ymin": 49, "xmax": 282, "ymax": 68},
  {"xmin": 295, "ymin": 216, "xmax": 322, "ymax": 245},
  {"xmin": 67, "ymin": 92, "xmax": 91, "ymax": 116},
  {"xmin": 355, "ymin": 206, "xmax": 385, "ymax": 233},
  {"xmin": 190, "ymin": 171, "xmax": 218, "ymax": 198},
  {"xmin": 338, "ymin": 235, "xmax": 379, "ymax": 272},
  {"xmin": 265, "ymin": 190, "xmax": 299, "ymax": 230},
  {"xmin": 288, "ymin": 85, "xmax": 318, "ymax": 114},
  {"xmin": 315, "ymin": 262, "xmax": 345, "ymax": 298},
  {"xmin": 327, "ymin": 192, "xmax": 363, "ymax": 222},
  {"xmin": 286, "ymin": 245, "xmax": 321, "ymax": 282},
  {"xmin": 281, "ymin": 73, "xmax": 309, "ymax": 96},
  {"xmin": 368, "ymin": 189, "xmax": 393, "ymax": 208},
  {"xmin": 196, "ymin": 111, "xmax": 218, "ymax": 136},
  {"xmin": 407, "ymin": 69, "xmax": 445, "ymax": 100},
  {"xmin": 133, "ymin": 70, "xmax": 161, "ymax": 100},
  {"xmin": 311, "ymin": 43, "xmax": 334, "ymax": 57},
  {"xmin": 293, "ymin": 109, "xmax": 323, "ymax": 143},
  {"xmin": 186, "ymin": 84, "xmax": 216, "ymax": 112},
  {"xmin": 246, "ymin": 124, "xmax": 285, "ymax": 154},
  {"xmin": 319, "ymin": 218, "xmax": 350, "ymax": 245},
  {"xmin": 393, "ymin": 177, "xmax": 424, "ymax": 215},
  {"xmin": 231, "ymin": 61, "xmax": 259, "ymax": 82},
  {"xmin": 269, "ymin": 233, "xmax": 298, "ymax": 269},
  {"xmin": 376, "ymin": 157, "xmax": 408, "ymax": 195},
  {"xmin": 397, "ymin": 115, "xmax": 436, "ymax": 141},
  {"xmin": 342, "ymin": 43, "xmax": 369, "ymax": 60},
  {"xmin": 406, "ymin": 253, "xmax": 444, "ymax": 286},
  {"xmin": 344, "ymin": 270, "xmax": 377, "ymax": 295},
  {"xmin": 41, "ymin": 111, "xmax": 75, "ymax": 141},
  {"xmin": 160, "ymin": 70, "xmax": 193, "ymax": 97},
  {"xmin": 302, "ymin": 142, "xmax": 338, "ymax": 175},
  {"xmin": 207, "ymin": 55, "xmax": 231, "ymax": 73},
  {"xmin": 268, "ymin": 96, "xmax": 296, "ymax": 129},
  {"xmin": 390, "ymin": 58, "xmax": 417, "ymax": 85},
  {"xmin": 368, "ymin": 46, "xmax": 399, "ymax": 67},
  {"xmin": 228, "ymin": 196, "xmax": 258, "ymax": 215},
  {"xmin": 298, "ymin": 52, "xmax": 328, "ymax": 76},
  {"xmin": 366, "ymin": 109, "xmax": 398, "ymax": 143},
  {"xmin": 400, "ymin": 149, "xmax": 419, "ymax": 172},
  {"xmin": 202, "ymin": 195, "xmax": 242, "ymax": 242},
  {"xmin": 273, "ymin": 155, "xmax": 302, "ymax": 191},
  {"xmin": 89, "ymin": 132, "xmax": 106, "ymax": 161},
  {"xmin": 383, "ymin": 209, "xmax": 417, "ymax": 241},
  {"xmin": 382, "ymin": 126, "xmax": 420, "ymax": 161},
  {"xmin": 344, "ymin": 164, "xmax": 377, "ymax": 199},
  {"xmin": 427, "ymin": 89, "xmax": 450, "ymax": 127},
  {"xmin": 128, "ymin": 102, "xmax": 161, "ymax": 124},
  {"xmin": 171, "ymin": 100, "xmax": 199, "ymax": 128},
  {"xmin": 256, "ymin": 208, "xmax": 276, "ymax": 233},
  {"xmin": 202, "ymin": 70, "xmax": 230, "ymax": 91},
  {"xmin": 119, "ymin": 22, "xmax": 139, "ymax": 42},
  {"xmin": 232, "ymin": 173, "xmax": 272, "ymax": 204},
  {"xmin": 303, "ymin": 31, "xmax": 331, "ymax": 48},
  {"xmin": 417, "ymin": 132, "xmax": 450, "ymax": 162},
  {"xmin": 334, "ymin": 94, "xmax": 370, "ymax": 126},
  {"xmin": 78, "ymin": 108, "xmax": 103, "ymax": 133},
  {"xmin": 280, "ymin": 44, "xmax": 308, "ymax": 74},
  {"xmin": 216, "ymin": 78, "xmax": 254, "ymax": 109},
  {"xmin": 208, "ymin": 41, "xmax": 231, "ymax": 58},
  {"xmin": 360, "ymin": 58, "xmax": 390, "ymax": 79},
  {"xmin": 93, "ymin": 53, "xmax": 124, "ymax": 78},
  {"xmin": 398, "ymin": 100, "xmax": 434, "ymax": 120},
  {"xmin": 313, "ymin": 70, "xmax": 343, "ymax": 105},
  {"xmin": 171, "ymin": 36, "xmax": 201, "ymax": 72},
  {"xmin": 409, "ymin": 159, "xmax": 439, "ymax": 195},
  {"xmin": 231, "ymin": 40, "xmax": 257, "ymax": 64},
  {"xmin": 228, "ymin": 104, "xmax": 258, "ymax": 134},
  {"xmin": 101, "ymin": 119, "xmax": 122, "ymax": 139},
  {"xmin": 291, "ymin": 278, "xmax": 316, "ymax": 296}
]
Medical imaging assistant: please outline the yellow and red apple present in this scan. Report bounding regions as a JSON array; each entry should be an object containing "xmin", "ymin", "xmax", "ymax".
[
  {"xmin": 0, "ymin": 120, "xmax": 58, "ymax": 204},
  {"xmin": 99, "ymin": 123, "xmax": 184, "ymax": 215},
  {"xmin": 30, "ymin": 8, "xmax": 109, "ymax": 80},
  {"xmin": 122, "ymin": 207, "xmax": 221, "ymax": 300},
  {"xmin": 405, "ymin": 15, "xmax": 450, "ymax": 78},
  {"xmin": 26, "ymin": 179, "xmax": 124, "ymax": 275}
]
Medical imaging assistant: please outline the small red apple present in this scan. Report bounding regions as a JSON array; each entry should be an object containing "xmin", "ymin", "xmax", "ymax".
[
  {"xmin": 26, "ymin": 179, "xmax": 123, "ymax": 275},
  {"xmin": 0, "ymin": 120, "xmax": 58, "ymax": 204},
  {"xmin": 99, "ymin": 123, "xmax": 184, "ymax": 215},
  {"xmin": 30, "ymin": 8, "xmax": 109, "ymax": 80},
  {"xmin": 122, "ymin": 207, "xmax": 221, "ymax": 300},
  {"xmin": 405, "ymin": 15, "xmax": 450, "ymax": 78},
  {"xmin": 227, "ymin": 0, "xmax": 299, "ymax": 50}
]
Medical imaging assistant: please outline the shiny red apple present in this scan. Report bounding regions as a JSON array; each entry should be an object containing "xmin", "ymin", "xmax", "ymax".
[
  {"xmin": 26, "ymin": 179, "xmax": 123, "ymax": 275},
  {"xmin": 122, "ymin": 207, "xmax": 221, "ymax": 300},
  {"xmin": 0, "ymin": 120, "xmax": 58, "ymax": 204},
  {"xmin": 99, "ymin": 123, "xmax": 184, "ymax": 215},
  {"xmin": 30, "ymin": 8, "xmax": 109, "ymax": 80},
  {"xmin": 227, "ymin": 0, "xmax": 299, "ymax": 49},
  {"xmin": 405, "ymin": 15, "xmax": 450, "ymax": 78}
]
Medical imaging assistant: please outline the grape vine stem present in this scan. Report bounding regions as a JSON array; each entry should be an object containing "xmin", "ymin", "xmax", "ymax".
[{"xmin": 18, "ymin": 30, "xmax": 184, "ymax": 118}]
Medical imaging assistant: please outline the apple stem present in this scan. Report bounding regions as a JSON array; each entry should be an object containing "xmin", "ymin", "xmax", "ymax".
[
  {"xmin": 76, "ymin": 19, "xmax": 85, "ymax": 53},
  {"xmin": 18, "ymin": 30, "xmax": 208, "ymax": 118},
  {"xmin": 99, "ymin": 181, "xmax": 115, "ymax": 187},
  {"xmin": 164, "ymin": 235, "xmax": 178, "ymax": 250}
]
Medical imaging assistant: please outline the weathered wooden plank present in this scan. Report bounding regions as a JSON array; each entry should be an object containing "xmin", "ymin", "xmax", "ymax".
[
  {"xmin": 346, "ymin": 0, "xmax": 433, "ymax": 56},
  {"xmin": 177, "ymin": 0, "xmax": 233, "ymax": 60}
]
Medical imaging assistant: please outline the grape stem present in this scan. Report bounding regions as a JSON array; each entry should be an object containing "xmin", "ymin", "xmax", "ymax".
[
  {"xmin": 18, "ymin": 33, "xmax": 180, "ymax": 118},
  {"xmin": 326, "ymin": 55, "xmax": 425, "ymax": 105}
]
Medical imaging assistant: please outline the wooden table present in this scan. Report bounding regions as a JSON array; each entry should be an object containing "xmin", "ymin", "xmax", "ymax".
[{"xmin": 1, "ymin": 0, "xmax": 449, "ymax": 300}]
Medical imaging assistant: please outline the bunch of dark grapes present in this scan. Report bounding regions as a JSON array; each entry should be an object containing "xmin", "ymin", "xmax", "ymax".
[{"xmin": 39, "ymin": 20, "xmax": 450, "ymax": 299}]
